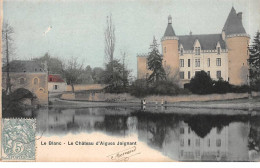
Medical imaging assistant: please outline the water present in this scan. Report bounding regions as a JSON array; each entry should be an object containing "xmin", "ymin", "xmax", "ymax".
[{"xmin": 32, "ymin": 106, "xmax": 260, "ymax": 162}]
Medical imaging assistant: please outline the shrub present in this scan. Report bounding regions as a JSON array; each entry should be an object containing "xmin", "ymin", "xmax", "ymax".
[
  {"xmin": 129, "ymin": 79, "xmax": 149, "ymax": 97},
  {"xmin": 212, "ymin": 78, "xmax": 231, "ymax": 94},
  {"xmin": 189, "ymin": 71, "xmax": 213, "ymax": 94}
]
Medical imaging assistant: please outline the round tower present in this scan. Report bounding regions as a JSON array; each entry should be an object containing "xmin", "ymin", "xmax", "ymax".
[
  {"xmin": 161, "ymin": 15, "xmax": 179, "ymax": 78},
  {"xmin": 223, "ymin": 7, "xmax": 250, "ymax": 85}
]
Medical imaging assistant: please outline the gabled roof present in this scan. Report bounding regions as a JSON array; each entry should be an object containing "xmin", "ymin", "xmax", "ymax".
[
  {"xmin": 178, "ymin": 34, "xmax": 226, "ymax": 50},
  {"xmin": 48, "ymin": 74, "xmax": 65, "ymax": 83},
  {"xmin": 164, "ymin": 23, "xmax": 176, "ymax": 37},
  {"xmin": 2, "ymin": 60, "xmax": 46, "ymax": 73},
  {"xmin": 222, "ymin": 7, "xmax": 246, "ymax": 35}
]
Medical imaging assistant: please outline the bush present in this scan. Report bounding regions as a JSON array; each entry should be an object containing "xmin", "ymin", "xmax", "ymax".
[
  {"xmin": 129, "ymin": 79, "xmax": 190, "ymax": 97},
  {"xmin": 189, "ymin": 71, "xmax": 213, "ymax": 94},
  {"xmin": 129, "ymin": 79, "xmax": 149, "ymax": 97},
  {"xmin": 230, "ymin": 85, "xmax": 249, "ymax": 93},
  {"xmin": 212, "ymin": 78, "xmax": 231, "ymax": 94}
]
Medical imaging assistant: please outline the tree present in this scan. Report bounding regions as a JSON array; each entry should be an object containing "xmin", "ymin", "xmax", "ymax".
[
  {"xmin": 2, "ymin": 22, "xmax": 15, "ymax": 94},
  {"xmin": 189, "ymin": 71, "xmax": 213, "ymax": 94},
  {"xmin": 147, "ymin": 37, "xmax": 166, "ymax": 83},
  {"xmin": 92, "ymin": 67, "xmax": 105, "ymax": 84},
  {"xmin": 63, "ymin": 57, "xmax": 83, "ymax": 93},
  {"xmin": 103, "ymin": 59, "xmax": 130, "ymax": 93},
  {"xmin": 104, "ymin": 14, "xmax": 116, "ymax": 63},
  {"xmin": 33, "ymin": 52, "xmax": 64, "ymax": 75},
  {"xmin": 249, "ymin": 31, "xmax": 260, "ymax": 90}
]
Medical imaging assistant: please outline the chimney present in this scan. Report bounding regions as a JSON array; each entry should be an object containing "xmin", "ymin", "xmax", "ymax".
[
  {"xmin": 237, "ymin": 12, "xmax": 242, "ymax": 21},
  {"xmin": 189, "ymin": 31, "xmax": 192, "ymax": 36}
]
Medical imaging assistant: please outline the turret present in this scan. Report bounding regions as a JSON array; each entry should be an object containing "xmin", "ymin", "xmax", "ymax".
[
  {"xmin": 161, "ymin": 15, "xmax": 179, "ymax": 78},
  {"xmin": 223, "ymin": 7, "xmax": 250, "ymax": 85}
]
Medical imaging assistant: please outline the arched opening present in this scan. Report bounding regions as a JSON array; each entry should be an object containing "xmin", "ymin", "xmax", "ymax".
[{"xmin": 33, "ymin": 77, "xmax": 39, "ymax": 85}]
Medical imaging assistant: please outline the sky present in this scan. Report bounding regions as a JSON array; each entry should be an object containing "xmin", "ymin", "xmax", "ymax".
[{"xmin": 2, "ymin": 0, "xmax": 260, "ymax": 77}]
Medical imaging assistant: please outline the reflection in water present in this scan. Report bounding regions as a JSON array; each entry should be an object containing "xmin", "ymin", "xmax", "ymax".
[{"xmin": 35, "ymin": 107, "xmax": 260, "ymax": 161}]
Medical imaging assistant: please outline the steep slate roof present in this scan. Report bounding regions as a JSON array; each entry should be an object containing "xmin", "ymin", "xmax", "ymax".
[
  {"xmin": 178, "ymin": 34, "xmax": 226, "ymax": 50},
  {"xmin": 222, "ymin": 7, "xmax": 246, "ymax": 35},
  {"xmin": 164, "ymin": 23, "xmax": 176, "ymax": 37},
  {"xmin": 2, "ymin": 60, "xmax": 45, "ymax": 73},
  {"xmin": 48, "ymin": 74, "xmax": 65, "ymax": 83}
]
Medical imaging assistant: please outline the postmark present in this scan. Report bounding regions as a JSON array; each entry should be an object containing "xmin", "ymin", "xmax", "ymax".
[{"xmin": 1, "ymin": 118, "xmax": 36, "ymax": 161}]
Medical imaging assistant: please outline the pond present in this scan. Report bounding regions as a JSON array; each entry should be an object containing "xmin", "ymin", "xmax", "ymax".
[{"xmin": 32, "ymin": 106, "xmax": 260, "ymax": 162}]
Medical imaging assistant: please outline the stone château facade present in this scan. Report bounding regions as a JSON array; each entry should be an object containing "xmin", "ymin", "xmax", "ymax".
[{"xmin": 137, "ymin": 7, "xmax": 250, "ymax": 86}]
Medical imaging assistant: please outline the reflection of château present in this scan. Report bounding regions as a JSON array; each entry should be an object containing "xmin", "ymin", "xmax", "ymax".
[{"xmin": 178, "ymin": 121, "xmax": 228, "ymax": 161}]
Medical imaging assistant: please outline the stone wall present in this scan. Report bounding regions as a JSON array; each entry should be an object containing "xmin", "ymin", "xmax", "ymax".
[
  {"xmin": 66, "ymin": 84, "xmax": 106, "ymax": 92},
  {"xmin": 61, "ymin": 91, "xmax": 260, "ymax": 103}
]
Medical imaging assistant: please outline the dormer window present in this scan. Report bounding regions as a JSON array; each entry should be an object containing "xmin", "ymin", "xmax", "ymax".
[
  {"xmin": 217, "ymin": 47, "xmax": 221, "ymax": 55},
  {"xmin": 195, "ymin": 47, "xmax": 200, "ymax": 55},
  {"xmin": 180, "ymin": 48, "xmax": 183, "ymax": 56}
]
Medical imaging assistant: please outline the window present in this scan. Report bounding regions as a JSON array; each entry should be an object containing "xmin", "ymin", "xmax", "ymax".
[
  {"xmin": 180, "ymin": 59, "xmax": 184, "ymax": 67},
  {"xmin": 188, "ymin": 71, "xmax": 191, "ymax": 79},
  {"xmin": 50, "ymin": 77, "xmax": 52, "ymax": 82},
  {"xmin": 207, "ymin": 71, "xmax": 210, "ymax": 77},
  {"xmin": 208, "ymin": 139, "xmax": 211, "ymax": 147},
  {"xmin": 164, "ymin": 47, "xmax": 166, "ymax": 53},
  {"xmin": 195, "ymin": 150, "xmax": 200, "ymax": 157},
  {"xmin": 180, "ymin": 128, "xmax": 184, "ymax": 134},
  {"xmin": 216, "ymin": 58, "xmax": 221, "ymax": 66},
  {"xmin": 188, "ymin": 127, "xmax": 191, "ymax": 134},
  {"xmin": 54, "ymin": 85, "xmax": 58, "ymax": 90},
  {"xmin": 188, "ymin": 59, "xmax": 190, "ymax": 67},
  {"xmin": 195, "ymin": 47, "xmax": 200, "ymax": 55},
  {"xmin": 217, "ymin": 47, "xmax": 220, "ymax": 55},
  {"xmin": 207, "ymin": 58, "xmax": 210, "ymax": 67},
  {"xmin": 180, "ymin": 139, "xmax": 185, "ymax": 147},
  {"xmin": 188, "ymin": 139, "xmax": 191, "ymax": 146},
  {"xmin": 196, "ymin": 139, "xmax": 200, "ymax": 147},
  {"xmin": 180, "ymin": 48, "xmax": 183, "ymax": 56},
  {"xmin": 195, "ymin": 59, "xmax": 200, "ymax": 67},
  {"xmin": 180, "ymin": 150, "xmax": 184, "ymax": 157},
  {"xmin": 33, "ymin": 78, "xmax": 39, "ymax": 85},
  {"xmin": 217, "ymin": 71, "xmax": 221, "ymax": 79},
  {"xmin": 180, "ymin": 71, "xmax": 184, "ymax": 79},
  {"xmin": 20, "ymin": 78, "xmax": 25, "ymax": 84},
  {"xmin": 39, "ymin": 88, "xmax": 44, "ymax": 92},
  {"xmin": 217, "ymin": 127, "xmax": 221, "ymax": 134},
  {"xmin": 216, "ymin": 139, "xmax": 221, "ymax": 147}
]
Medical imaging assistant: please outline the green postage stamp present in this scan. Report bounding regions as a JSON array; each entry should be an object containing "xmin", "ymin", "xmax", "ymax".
[{"xmin": 1, "ymin": 119, "xmax": 36, "ymax": 161}]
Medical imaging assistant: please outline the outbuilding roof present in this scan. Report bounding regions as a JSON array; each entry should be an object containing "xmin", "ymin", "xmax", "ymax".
[
  {"xmin": 2, "ymin": 60, "xmax": 46, "ymax": 73},
  {"xmin": 48, "ymin": 74, "xmax": 65, "ymax": 83}
]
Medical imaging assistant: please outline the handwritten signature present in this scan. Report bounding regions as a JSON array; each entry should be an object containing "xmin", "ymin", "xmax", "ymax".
[{"xmin": 107, "ymin": 146, "xmax": 141, "ymax": 161}]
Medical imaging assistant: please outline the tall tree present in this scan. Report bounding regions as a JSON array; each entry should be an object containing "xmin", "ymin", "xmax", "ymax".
[
  {"xmin": 2, "ymin": 22, "xmax": 15, "ymax": 94},
  {"xmin": 63, "ymin": 57, "xmax": 83, "ymax": 93},
  {"xmin": 104, "ymin": 14, "xmax": 116, "ymax": 63},
  {"xmin": 147, "ymin": 37, "xmax": 166, "ymax": 83},
  {"xmin": 249, "ymin": 31, "xmax": 260, "ymax": 90}
]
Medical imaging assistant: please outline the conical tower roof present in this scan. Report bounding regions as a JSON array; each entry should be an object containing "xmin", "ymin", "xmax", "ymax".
[
  {"xmin": 163, "ymin": 15, "xmax": 176, "ymax": 37},
  {"xmin": 222, "ymin": 7, "xmax": 246, "ymax": 35}
]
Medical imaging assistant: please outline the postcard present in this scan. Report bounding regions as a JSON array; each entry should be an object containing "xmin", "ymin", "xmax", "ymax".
[{"xmin": 1, "ymin": 0, "xmax": 260, "ymax": 162}]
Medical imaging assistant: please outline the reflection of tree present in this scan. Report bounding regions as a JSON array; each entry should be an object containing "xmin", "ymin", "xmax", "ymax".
[
  {"xmin": 134, "ymin": 112, "xmax": 180, "ymax": 148},
  {"xmin": 248, "ymin": 117, "xmax": 260, "ymax": 152},
  {"xmin": 104, "ymin": 115, "xmax": 128, "ymax": 136},
  {"xmin": 2, "ymin": 88, "xmax": 36, "ymax": 118},
  {"xmin": 184, "ymin": 115, "xmax": 249, "ymax": 138}
]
